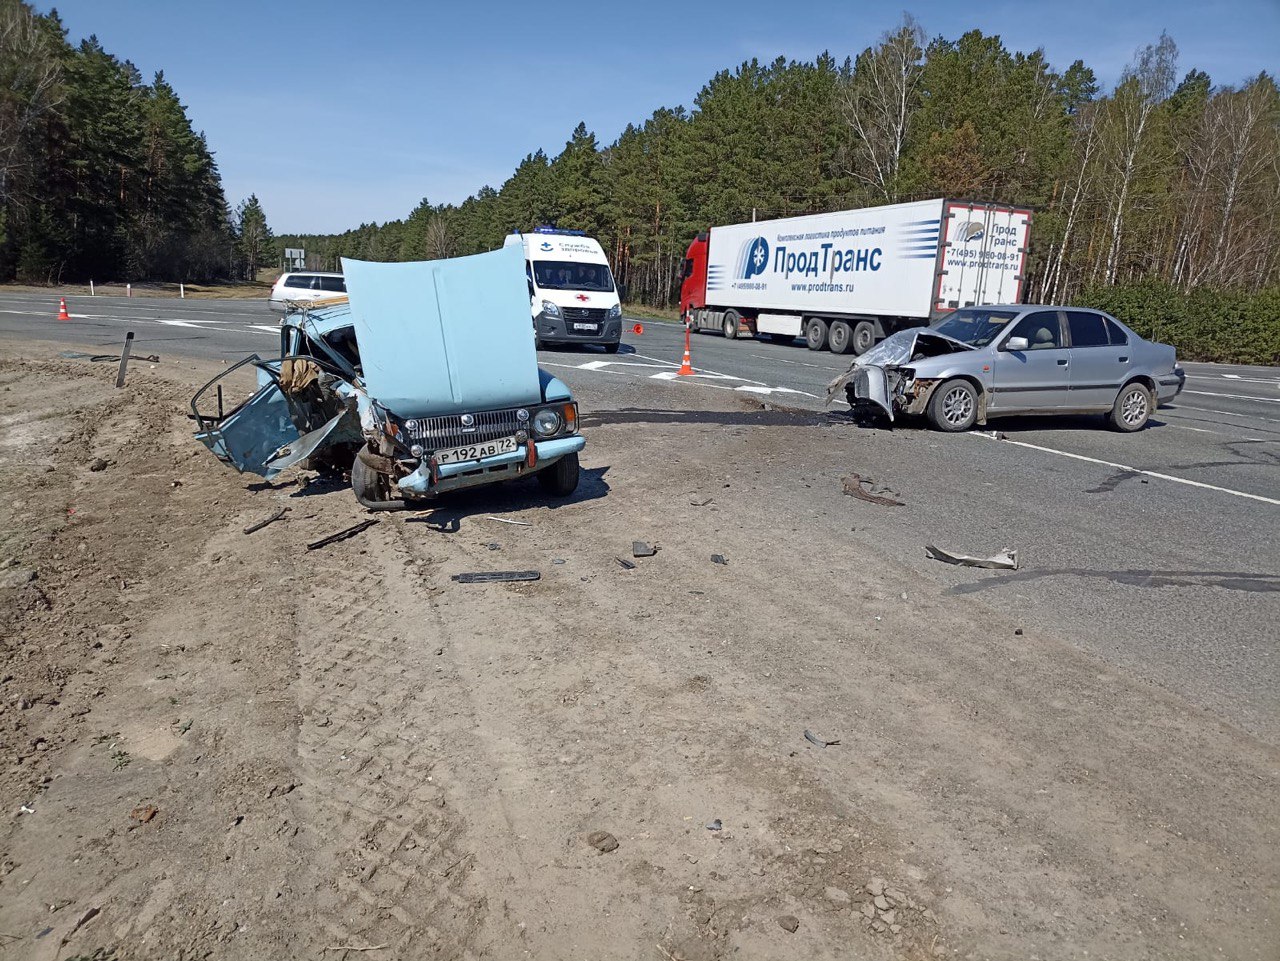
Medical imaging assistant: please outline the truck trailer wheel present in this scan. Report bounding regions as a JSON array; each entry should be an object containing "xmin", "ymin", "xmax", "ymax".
[
  {"xmin": 828, "ymin": 321, "xmax": 853, "ymax": 354},
  {"xmin": 537, "ymin": 452, "xmax": 580, "ymax": 497},
  {"xmin": 722, "ymin": 310, "xmax": 741, "ymax": 340},
  {"xmin": 852, "ymin": 321, "xmax": 876, "ymax": 355},
  {"xmin": 805, "ymin": 318, "xmax": 829, "ymax": 351}
]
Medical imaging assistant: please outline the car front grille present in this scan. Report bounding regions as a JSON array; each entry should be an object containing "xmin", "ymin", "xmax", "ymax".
[
  {"xmin": 405, "ymin": 408, "xmax": 523, "ymax": 451},
  {"xmin": 563, "ymin": 306, "xmax": 607, "ymax": 322}
]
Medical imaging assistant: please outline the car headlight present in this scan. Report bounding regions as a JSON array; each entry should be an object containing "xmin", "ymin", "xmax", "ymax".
[
  {"xmin": 541, "ymin": 300, "xmax": 562, "ymax": 317},
  {"xmin": 532, "ymin": 408, "xmax": 562, "ymax": 437},
  {"xmin": 607, "ymin": 304, "xmax": 621, "ymax": 320}
]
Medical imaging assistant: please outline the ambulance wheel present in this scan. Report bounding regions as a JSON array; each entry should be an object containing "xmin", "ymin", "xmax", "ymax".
[
  {"xmin": 829, "ymin": 321, "xmax": 853, "ymax": 354},
  {"xmin": 805, "ymin": 317, "xmax": 829, "ymax": 351}
]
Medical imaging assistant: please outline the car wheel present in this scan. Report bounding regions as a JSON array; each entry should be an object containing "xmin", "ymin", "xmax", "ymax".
[
  {"xmin": 852, "ymin": 321, "xmax": 876, "ymax": 355},
  {"xmin": 1109, "ymin": 382, "xmax": 1152, "ymax": 432},
  {"xmin": 927, "ymin": 379, "xmax": 979, "ymax": 432},
  {"xmin": 805, "ymin": 318, "xmax": 829, "ymax": 351},
  {"xmin": 722, "ymin": 310, "xmax": 740, "ymax": 340},
  {"xmin": 603, "ymin": 342, "xmax": 620, "ymax": 354},
  {"xmin": 537, "ymin": 452, "xmax": 580, "ymax": 497},
  {"xmin": 829, "ymin": 321, "xmax": 853, "ymax": 354},
  {"xmin": 351, "ymin": 451, "xmax": 406, "ymax": 510}
]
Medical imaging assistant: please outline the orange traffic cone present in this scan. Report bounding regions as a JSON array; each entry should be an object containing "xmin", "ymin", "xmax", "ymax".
[
  {"xmin": 57, "ymin": 297, "xmax": 71, "ymax": 321},
  {"xmin": 677, "ymin": 325, "xmax": 695, "ymax": 376}
]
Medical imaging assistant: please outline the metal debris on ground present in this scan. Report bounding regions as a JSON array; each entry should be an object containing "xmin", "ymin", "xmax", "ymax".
[
  {"xmin": 925, "ymin": 544, "xmax": 1019, "ymax": 570},
  {"xmin": 711, "ymin": 554, "xmax": 728, "ymax": 565},
  {"xmin": 632, "ymin": 541, "xmax": 657, "ymax": 558},
  {"xmin": 841, "ymin": 472, "xmax": 904, "ymax": 507},
  {"xmin": 450, "ymin": 570, "xmax": 541, "ymax": 584},
  {"xmin": 487, "ymin": 542, "xmax": 501, "ymax": 551},
  {"xmin": 306, "ymin": 519, "xmax": 379, "ymax": 551},
  {"xmin": 616, "ymin": 557, "xmax": 637, "ymax": 570},
  {"xmin": 690, "ymin": 496, "xmax": 714, "ymax": 506},
  {"xmin": 243, "ymin": 506, "xmax": 290, "ymax": 534},
  {"xmin": 482, "ymin": 516, "xmax": 532, "ymax": 527},
  {"xmin": 778, "ymin": 915, "xmax": 800, "ymax": 934},
  {"xmin": 804, "ymin": 729, "xmax": 840, "ymax": 748},
  {"xmin": 705, "ymin": 818, "xmax": 723, "ymax": 831}
]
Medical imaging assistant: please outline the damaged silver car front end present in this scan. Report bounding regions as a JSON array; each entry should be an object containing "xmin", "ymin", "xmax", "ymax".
[{"xmin": 826, "ymin": 328, "xmax": 975, "ymax": 422}]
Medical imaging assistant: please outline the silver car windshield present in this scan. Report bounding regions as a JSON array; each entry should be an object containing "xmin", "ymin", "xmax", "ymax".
[{"xmin": 931, "ymin": 308, "xmax": 1021, "ymax": 347}]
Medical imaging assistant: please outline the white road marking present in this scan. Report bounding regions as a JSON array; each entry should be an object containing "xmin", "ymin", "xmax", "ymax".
[
  {"xmin": 1182, "ymin": 389, "xmax": 1280, "ymax": 403},
  {"xmin": 1165, "ymin": 424, "xmax": 1262, "ymax": 441},
  {"xmin": 156, "ymin": 320, "xmax": 216, "ymax": 329},
  {"xmin": 970, "ymin": 434, "xmax": 1280, "ymax": 506},
  {"xmin": 1191, "ymin": 373, "xmax": 1278, "ymax": 385},
  {"xmin": 247, "ymin": 325, "xmax": 281, "ymax": 334},
  {"xmin": 1171, "ymin": 403, "xmax": 1280, "ymax": 424}
]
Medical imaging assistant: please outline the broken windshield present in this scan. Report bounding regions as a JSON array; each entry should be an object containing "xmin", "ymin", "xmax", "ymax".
[
  {"xmin": 931, "ymin": 307, "xmax": 1020, "ymax": 347},
  {"xmin": 532, "ymin": 260, "xmax": 614, "ymax": 292}
]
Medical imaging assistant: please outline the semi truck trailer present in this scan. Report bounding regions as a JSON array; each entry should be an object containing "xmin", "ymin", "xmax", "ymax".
[{"xmin": 678, "ymin": 198, "xmax": 1032, "ymax": 354}]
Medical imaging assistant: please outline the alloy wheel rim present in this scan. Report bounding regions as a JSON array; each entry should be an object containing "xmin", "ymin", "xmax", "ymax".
[
  {"xmin": 943, "ymin": 387, "xmax": 973, "ymax": 425},
  {"xmin": 1122, "ymin": 389, "xmax": 1147, "ymax": 425}
]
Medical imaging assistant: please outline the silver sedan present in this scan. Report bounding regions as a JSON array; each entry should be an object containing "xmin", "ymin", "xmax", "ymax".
[{"xmin": 829, "ymin": 305, "xmax": 1185, "ymax": 432}]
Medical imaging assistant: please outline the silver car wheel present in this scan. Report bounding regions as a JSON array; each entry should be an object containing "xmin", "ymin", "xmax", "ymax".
[
  {"xmin": 942, "ymin": 386, "xmax": 974, "ymax": 426},
  {"xmin": 1121, "ymin": 388, "xmax": 1148, "ymax": 426}
]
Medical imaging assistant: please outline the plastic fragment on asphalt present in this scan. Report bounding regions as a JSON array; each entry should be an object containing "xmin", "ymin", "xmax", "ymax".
[
  {"xmin": 616, "ymin": 557, "xmax": 637, "ymax": 570},
  {"xmin": 450, "ymin": 570, "xmax": 541, "ymax": 584},
  {"xmin": 632, "ymin": 541, "xmax": 657, "ymax": 557},
  {"xmin": 711, "ymin": 554, "xmax": 728, "ymax": 565},
  {"xmin": 841, "ymin": 472, "xmax": 904, "ymax": 507},
  {"xmin": 924, "ymin": 544, "xmax": 1018, "ymax": 570}
]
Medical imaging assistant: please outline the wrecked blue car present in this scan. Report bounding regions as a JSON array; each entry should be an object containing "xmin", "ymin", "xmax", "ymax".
[{"xmin": 190, "ymin": 245, "xmax": 586, "ymax": 508}]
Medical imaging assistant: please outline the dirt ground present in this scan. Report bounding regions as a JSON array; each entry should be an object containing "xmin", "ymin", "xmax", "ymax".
[{"xmin": 0, "ymin": 344, "xmax": 1276, "ymax": 961}]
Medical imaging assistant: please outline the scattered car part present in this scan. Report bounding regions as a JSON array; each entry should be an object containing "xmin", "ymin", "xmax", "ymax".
[
  {"xmin": 632, "ymin": 541, "xmax": 657, "ymax": 558},
  {"xmin": 804, "ymin": 729, "xmax": 840, "ymax": 748},
  {"xmin": 924, "ymin": 544, "xmax": 1019, "ymax": 570},
  {"xmin": 306, "ymin": 519, "xmax": 378, "ymax": 551},
  {"xmin": 616, "ymin": 557, "xmax": 637, "ymax": 570},
  {"xmin": 841, "ymin": 473, "xmax": 904, "ymax": 507},
  {"xmin": 243, "ymin": 507, "xmax": 290, "ymax": 534},
  {"xmin": 450, "ymin": 570, "xmax": 541, "ymax": 584},
  {"xmin": 711, "ymin": 554, "xmax": 728, "ymax": 565},
  {"xmin": 705, "ymin": 818, "xmax": 722, "ymax": 831}
]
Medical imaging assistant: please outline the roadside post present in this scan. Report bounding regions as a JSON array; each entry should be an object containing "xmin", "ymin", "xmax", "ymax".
[{"xmin": 115, "ymin": 331, "xmax": 134, "ymax": 388}]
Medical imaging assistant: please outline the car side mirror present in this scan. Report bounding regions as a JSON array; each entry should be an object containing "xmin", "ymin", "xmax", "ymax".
[{"xmin": 1004, "ymin": 336, "xmax": 1029, "ymax": 352}]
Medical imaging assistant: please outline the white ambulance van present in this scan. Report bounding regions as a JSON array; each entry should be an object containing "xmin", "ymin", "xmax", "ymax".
[{"xmin": 503, "ymin": 227, "xmax": 622, "ymax": 352}]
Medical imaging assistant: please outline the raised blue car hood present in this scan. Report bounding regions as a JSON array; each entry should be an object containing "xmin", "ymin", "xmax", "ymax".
[{"xmin": 341, "ymin": 246, "xmax": 542, "ymax": 417}]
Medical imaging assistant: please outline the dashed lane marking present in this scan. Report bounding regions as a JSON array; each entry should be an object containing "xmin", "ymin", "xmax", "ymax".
[{"xmin": 970, "ymin": 433, "xmax": 1280, "ymax": 506}]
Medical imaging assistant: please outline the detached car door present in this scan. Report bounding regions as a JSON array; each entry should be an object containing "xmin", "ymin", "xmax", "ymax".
[{"xmin": 990, "ymin": 310, "xmax": 1071, "ymax": 411}]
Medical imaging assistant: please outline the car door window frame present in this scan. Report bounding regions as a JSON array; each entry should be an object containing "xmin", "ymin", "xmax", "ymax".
[
  {"xmin": 1000, "ymin": 310, "xmax": 1065, "ymax": 350},
  {"xmin": 1065, "ymin": 310, "xmax": 1110, "ymax": 349}
]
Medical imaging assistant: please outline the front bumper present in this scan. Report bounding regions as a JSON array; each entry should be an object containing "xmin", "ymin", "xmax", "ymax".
[
  {"xmin": 536, "ymin": 311, "xmax": 622, "ymax": 344},
  {"xmin": 396, "ymin": 434, "xmax": 585, "ymax": 497}
]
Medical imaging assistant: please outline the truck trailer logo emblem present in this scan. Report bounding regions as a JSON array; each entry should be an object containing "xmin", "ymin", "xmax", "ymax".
[
  {"xmin": 736, "ymin": 236, "xmax": 770, "ymax": 279},
  {"xmin": 952, "ymin": 221, "xmax": 985, "ymax": 243}
]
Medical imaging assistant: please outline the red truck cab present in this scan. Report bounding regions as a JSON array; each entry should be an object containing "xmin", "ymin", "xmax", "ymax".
[{"xmin": 679, "ymin": 232, "xmax": 708, "ymax": 323}]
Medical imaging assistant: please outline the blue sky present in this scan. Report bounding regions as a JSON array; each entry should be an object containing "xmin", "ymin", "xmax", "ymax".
[{"xmin": 37, "ymin": 0, "xmax": 1280, "ymax": 234}]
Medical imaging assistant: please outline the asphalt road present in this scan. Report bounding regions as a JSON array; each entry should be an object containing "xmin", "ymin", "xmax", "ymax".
[{"xmin": 2, "ymin": 292, "xmax": 1277, "ymax": 737}]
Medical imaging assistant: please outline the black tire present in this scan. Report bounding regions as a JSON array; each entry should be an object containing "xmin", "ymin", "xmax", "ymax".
[
  {"xmin": 537, "ymin": 451, "xmax": 580, "ymax": 496},
  {"xmin": 351, "ymin": 452, "xmax": 406, "ymax": 510},
  {"xmin": 722, "ymin": 310, "xmax": 740, "ymax": 340},
  {"xmin": 1109, "ymin": 382, "xmax": 1152, "ymax": 432},
  {"xmin": 603, "ymin": 342, "xmax": 620, "ymax": 354},
  {"xmin": 829, "ymin": 320, "xmax": 853, "ymax": 354},
  {"xmin": 805, "ymin": 317, "xmax": 829, "ymax": 351},
  {"xmin": 926, "ymin": 379, "xmax": 979, "ymax": 432},
  {"xmin": 851, "ymin": 321, "xmax": 876, "ymax": 355}
]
